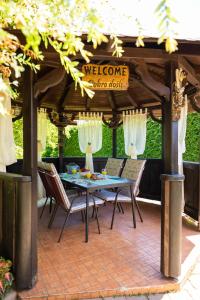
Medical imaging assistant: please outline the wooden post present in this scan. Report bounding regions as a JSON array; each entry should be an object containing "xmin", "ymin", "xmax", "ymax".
[
  {"xmin": 161, "ymin": 62, "xmax": 184, "ymax": 278},
  {"xmin": 21, "ymin": 68, "xmax": 38, "ymax": 288},
  {"xmin": 58, "ymin": 127, "xmax": 65, "ymax": 172},
  {"xmin": 112, "ymin": 128, "xmax": 117, "ymax": 158}
]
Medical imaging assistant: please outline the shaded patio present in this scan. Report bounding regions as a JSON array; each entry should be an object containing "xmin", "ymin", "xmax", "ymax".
[
  {"xmin": 0, "ymin": 34, "xmax": 200, "ymax": 295},
  {"xmin": 18, "ymin": 199, "xmax": 200, "ymax": 300}
]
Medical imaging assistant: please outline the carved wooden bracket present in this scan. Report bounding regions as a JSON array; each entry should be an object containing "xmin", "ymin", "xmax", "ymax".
[
  {"xmin": 48, "ymin": 110, "xmax": 77, "ymax": 127},
  {"xmin": 12, "ymin": 112, "xmax": 22, "ymax": 122},
  {"xmin": 172, "ymin": 68, "xmax": 187, "ymax": 121},
  {"xmin": 149, "ymin": 109, "xmax": 162, "ymax": 124},
  {"xmin": 102, "ymin": 115, "xmax": 122, "ymax": 129}
]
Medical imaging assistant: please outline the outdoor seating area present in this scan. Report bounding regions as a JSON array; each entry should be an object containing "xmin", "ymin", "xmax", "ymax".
[
  {"xmin": 16, "ymin": 158, "xmax": 200, "ymax": 299},
  {"xmin": 0, "ymin": 22, "xmax": 200, "ymax": 298},
  {"xmin": 37, "ymin": 158, "xmax": 146, "ymax": 242},
  {"xmin": 18, "ymin": 197, "xmax": 200, "ymax": 300}
]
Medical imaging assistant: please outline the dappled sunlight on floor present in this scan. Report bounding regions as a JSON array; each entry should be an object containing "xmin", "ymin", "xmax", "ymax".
[{"xmin": 18, "ymin": 199, "xmax": 200, "ymax": 300}]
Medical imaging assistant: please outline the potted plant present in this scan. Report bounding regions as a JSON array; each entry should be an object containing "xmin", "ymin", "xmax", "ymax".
[{"xmin": 0, "ymin": 257, "xmax": 14, "ymax": 300}]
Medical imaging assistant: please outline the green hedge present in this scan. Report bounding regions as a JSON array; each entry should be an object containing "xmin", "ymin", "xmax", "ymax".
[
  {"xmin": 13, "ymin": 113, "xmax": 200, "ymax": 162},
  {"xmin": 183, "ymin": 113, "xmax": 200, "ymax": 162},
  {"xmin": 63, "ymin": 125, "xmax": 112, "ymax": 157}
]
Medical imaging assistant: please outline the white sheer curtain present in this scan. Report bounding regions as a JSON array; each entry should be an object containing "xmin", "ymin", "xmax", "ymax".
[
  {"xmin": 123, "ymin": 109, "xmax": 147, "ymax": 159},
  {"xmin": 77, "ymin": 112, "xmax": 102, "ymax": 172},
  {"xmin": 38, "ymin": 109, "xmax": 48, "ymax": 160},
  {"xmin": 37, "ymin": 110, "xmax": 48, "ymax": 199},
  {"xmin": 178, "ymin": 95, "xmax": 188, "ymax": 174},
  {"xmin": 0, "ymin": 90, "xmax": 16, "ymax": 172}
]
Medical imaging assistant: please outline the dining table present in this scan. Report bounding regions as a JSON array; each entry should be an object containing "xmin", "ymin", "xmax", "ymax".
[{"xmin": 60, "ymin": 173, "xmax": 134, "ymax": 242}]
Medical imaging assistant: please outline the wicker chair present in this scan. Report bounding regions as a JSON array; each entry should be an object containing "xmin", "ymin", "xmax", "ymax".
[
  {"xmin": 95, "ymin": 159, "xmax": 146, "ymax": 229},
  {"xmin": 38, "ymin": 162, "xmax": 104, "ymax": 242}
]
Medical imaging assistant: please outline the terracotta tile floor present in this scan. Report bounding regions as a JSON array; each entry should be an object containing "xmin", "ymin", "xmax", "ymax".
[{"xmin": 18, "ymin": 199, "xmax": 200, "ymax": 299}]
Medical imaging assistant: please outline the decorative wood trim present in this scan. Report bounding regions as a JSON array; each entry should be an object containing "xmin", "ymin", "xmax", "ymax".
[
  {"xmin": 102, "ymin": 115, "xmax": 122, "ymax": 129},
  {"xmin": 149, "ymin": 109, "xmax": 162, "ymax": 124},
  {"xmin": 12, "ymin": 113, "xmax": 22, "ymax": 122},
  {"xmin": 48, "ymin": 110, "xmax": 77, "ymax": 127},
  {"xmin": 190, "ymin": 94, "xmax": 200, "ymax": 112},
  {"xmin": 171, "ymin": 68, "xmax": 187, "ymax": 121}
]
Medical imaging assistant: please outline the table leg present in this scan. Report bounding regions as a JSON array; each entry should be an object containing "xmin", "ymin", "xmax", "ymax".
[{"xmin": 85, "ymin": 191, "xmax": 89, "ymax": 242}]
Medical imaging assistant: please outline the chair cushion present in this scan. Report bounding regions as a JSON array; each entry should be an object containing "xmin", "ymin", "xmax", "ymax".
[
  {"xmin": 38, "ymin": 162, "xmax": 71, "ymax": 210},
  {"xmin": 95, "ymin": 190, "xmax": 131, "ymax": 202},
  {"xmin": 71, "ymin": 196, "xmax": 104, "ymax": 212}
]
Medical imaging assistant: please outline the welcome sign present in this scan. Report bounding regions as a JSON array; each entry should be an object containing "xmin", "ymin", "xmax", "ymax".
[{"xmin": 82, "ymin": 64, "xmax": 129, "ymax": 90}]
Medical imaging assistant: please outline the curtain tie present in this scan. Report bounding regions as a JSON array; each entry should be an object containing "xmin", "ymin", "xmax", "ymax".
[
  {"xmin": 86, "ymin": 143, "xmax": 92, "ymax": 154},
  {"xmin": 128, "ymin": 143, "xmax": 137, "ymax": 159}
]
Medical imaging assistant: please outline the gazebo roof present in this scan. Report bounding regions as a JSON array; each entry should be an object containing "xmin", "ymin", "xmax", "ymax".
[{"xmin": 14, "ymin": 38, "xmax": 200, "ymax": 120}]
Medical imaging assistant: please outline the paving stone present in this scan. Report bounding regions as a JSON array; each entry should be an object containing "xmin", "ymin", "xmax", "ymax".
[
  {"xmin": 147, "ymin": 293, "xmax": 168, "ymax": 300},
  {"xmin": 103, "ymin": 298, "xmax": 126, "ymax": 300},
  {"xmin": 125, "ymin": 296, "xmax": 148, "ymax": 300}
]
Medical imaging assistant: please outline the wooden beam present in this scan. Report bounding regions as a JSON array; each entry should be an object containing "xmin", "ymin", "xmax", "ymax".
[
  {"xmin": 178, "ymin": 56, "xmax": 200, "ymax": 88},
  {"xmin": 43, "ymin": 47, "xmax": 174, "ymax": 65},
  {"xmin": 22, "ymin": 68, "xmax": 38, "ymax": 288},
  {"xmin": 58, "ymin": 79, "xmax": 73, "ymax": 111},
  {"xmin": 106, "ymin": 39, "xmax": 114, "ymax": 53},
  {"xmin": 162, "ymin": 62, "xmax": 179, "ymax": 173},
  {"xmin": 107, "ymin": 91, "xmax": 116, "ymax": 110},
  {"xmin": 34, "ymin": 67, "xmax": 66, "ymax": 98},
  {"xmin": 126, "ymin": 91, "xmax": 139, "ymax": 108},
  {"xmin": 161, "ymin": 61, "xmax": 183, "ymax": 279},
  {"xmin": 130, "ymin": 76, "xmax": 163, "ymax": 102},
  {"xmin": 70, "ymin": 46, "xmax": 173, "ymax": 60},
  {"xmin": 135, "ymin": 60, "xmax": 170, "ymax": 100},
  {"xmin": 58, "ymin": 127, "xmax": 65, "ymax": 172},
  {"xmin": 85, "ymin": 96, "xmax": 90, "ymax": 110},
  {"xmin": 112, "ymin": 128, "xmax": 117, "ymax": 158},
  {"xmin": 189, "ymin": 94, "xmax": 200, "ymax": 112}
]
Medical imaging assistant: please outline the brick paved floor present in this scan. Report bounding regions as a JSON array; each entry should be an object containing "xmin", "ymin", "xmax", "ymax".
[
  {"xmin": 104, "ymin": 256, "xmax": 200, "ymax": 299},
  {"xmin": 18, "ymin": 200, "xmax": 200, "ymax": 300}
]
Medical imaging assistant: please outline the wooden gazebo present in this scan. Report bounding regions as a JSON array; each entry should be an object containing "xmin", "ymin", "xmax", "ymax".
[{"xmin": 0, "ymin": 36, "xmax": 200, "ymax": 290}]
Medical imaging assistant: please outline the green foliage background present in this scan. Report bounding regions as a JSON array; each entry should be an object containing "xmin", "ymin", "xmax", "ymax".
[{"xmin": 13, "ymin": 113, "xmax": 199, "ymax": 162}]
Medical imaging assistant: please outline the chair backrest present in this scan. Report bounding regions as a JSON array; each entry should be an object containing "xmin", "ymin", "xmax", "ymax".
[
  {"xmin": 121, "ymin": 159, "xmax": 146, "ymax": 196},
  {"xmin": 38, "ymin": 162, "xmax": 71, "ymax": 210},
  {"xmin": 38, "ymin": 168, "xmax": 53, "ymax": 198},
  {"xmin": 105, "ymin": 158, "xmax": 124, "ymax": 176}
]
